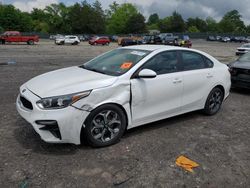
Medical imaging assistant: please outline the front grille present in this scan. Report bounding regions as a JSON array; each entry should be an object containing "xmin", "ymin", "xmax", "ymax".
[{"xmin": 20, "ymin": 96, "xmax": 33, "ymax": 110}]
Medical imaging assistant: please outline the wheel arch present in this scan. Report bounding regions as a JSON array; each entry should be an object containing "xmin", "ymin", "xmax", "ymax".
[{"xmin": 80, "ymin": 102, "xmax": 130, "ymax": 144}]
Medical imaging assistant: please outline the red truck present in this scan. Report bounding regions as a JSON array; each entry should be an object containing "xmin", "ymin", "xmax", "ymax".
[{"xmin": 0, "ymin": 31, "xmax": 39, "ymax": 45}]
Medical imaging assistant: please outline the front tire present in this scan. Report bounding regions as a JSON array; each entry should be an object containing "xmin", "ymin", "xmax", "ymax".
[
  {"xmin": 203, "ymin": 87, "xmax": 224, "ymax": 115},
  {"xmin": 27, "ymin": 40, "xmax": 34, "ymax": 45},
  {"xmin": 82, "ymin": 104, "xmax": 126, "ymax": 147}
]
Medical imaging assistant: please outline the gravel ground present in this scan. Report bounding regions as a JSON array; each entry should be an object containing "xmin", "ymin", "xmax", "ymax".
[{"xmin": 0, "ymin": 40, "xmax": 249, "ymax": 188}]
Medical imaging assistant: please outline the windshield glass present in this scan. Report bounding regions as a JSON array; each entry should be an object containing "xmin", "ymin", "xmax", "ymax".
[
  {"xmin": 238, "ymin": 52, "xmax": 250, "ymax": 62},
  {"xmin": 80, "ymin": 49, "xmax": 150, "ymax": 76}
]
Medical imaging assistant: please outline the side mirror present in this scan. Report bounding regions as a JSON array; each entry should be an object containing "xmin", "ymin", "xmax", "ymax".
[{"xmin": 138, "ymin": 69, "xmax": 157, "ymax": 79}]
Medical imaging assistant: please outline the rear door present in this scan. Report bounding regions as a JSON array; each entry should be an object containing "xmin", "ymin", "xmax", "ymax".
[
  {"xmin": 130, "ymin": 50, "xmax": 183, "ymax": 125},
  {"xmin": 179, "ymin": 50, "xmax": 215, "ymax": 112}
]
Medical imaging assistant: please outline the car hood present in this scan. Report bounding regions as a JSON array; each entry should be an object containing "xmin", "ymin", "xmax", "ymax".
[
  {"xmin": 25, "ymin": 66, "xmax": 117, "ymax": 98},
  {"xmin": 237, "ymin": 47, "xmax": 250, "ymax": 50},
  {"xmin": 231, "ymin": 61, "xmax": 250, "ymax": 69}
]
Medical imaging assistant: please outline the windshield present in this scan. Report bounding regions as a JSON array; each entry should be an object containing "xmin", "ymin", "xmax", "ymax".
[
  {"xmin": 238, "ymin": 52, "xmax": 250, "ymax": 62},
  {"xmin": 80, "ymin": 49, "xmax": 150, "ymax": 76}
]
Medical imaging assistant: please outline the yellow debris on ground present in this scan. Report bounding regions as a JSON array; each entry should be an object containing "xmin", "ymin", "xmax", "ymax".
[{"xmin": 175, "ymin": 155, "xmax": 199, "ymax": 172}]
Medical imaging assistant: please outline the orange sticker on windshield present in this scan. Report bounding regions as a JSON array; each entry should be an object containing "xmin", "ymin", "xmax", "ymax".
[{"xmin": 120, "ymin": 62, "xmax": 133, "ymax": 69}]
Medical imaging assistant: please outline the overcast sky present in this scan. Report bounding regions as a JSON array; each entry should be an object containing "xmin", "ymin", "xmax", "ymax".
[{"xmin": 3, "ymin": 0, "xmax": 250, "ymax": 24}]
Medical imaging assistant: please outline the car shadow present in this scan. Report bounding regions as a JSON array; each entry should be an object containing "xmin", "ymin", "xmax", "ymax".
[
  {"xmin": 231, "ymin": 88, "xmax": 250, "ymax": 95},
  {"xmin": 14, "ymin": 118, "xmax": 89, "ymax": 155},
  {"xmin": 124, "ymin": 111, "xmax": 202, "ymax": 138},
  {"xmin": 14, "ymin": 110, "xmax": 204, "ymax": 154}
]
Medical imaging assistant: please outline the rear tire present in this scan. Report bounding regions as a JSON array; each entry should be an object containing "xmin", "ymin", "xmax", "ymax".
[
  {"xmin": 82, "ymin": 104, "xmax": 126, "ymax": 147},
  {"xmin": 203, "ymin": 87, "xmax": 224, "ymax": 115}
]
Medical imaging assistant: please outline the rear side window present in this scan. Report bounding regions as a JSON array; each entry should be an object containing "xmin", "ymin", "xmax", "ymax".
[
  {"xmin": 181, "ymin": 51, "xmax": 207, "ymax": 71},
  {"xmin": 204, "ymin": 57, "xmax": 214, "ymax": 68},
  {"xmin": 142, "ymin": 51, "xmax": 179, "ymax": 75}
]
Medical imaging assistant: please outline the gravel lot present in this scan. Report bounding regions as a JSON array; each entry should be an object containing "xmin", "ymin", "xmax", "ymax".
[{"xmin": 0, "ymin": 40, "xmax": 249, "ymax": 187}]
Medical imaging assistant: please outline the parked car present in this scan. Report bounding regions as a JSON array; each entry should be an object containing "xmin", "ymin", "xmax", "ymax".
[
  {"xmin": 16, "ymin": 45, "xmax": 231, "ymax": 147},
  {"xmin": 235, "ymin": 43, "xmax": 250, "ymax": 55},
  {"xmin": 142, "ymin": 35, "xmax": 162, "ymax": 44},
  {"xmin": 231, "ymin": 36, "xmax": 246, "ymax": 43},
  {"xmin": 55, "ymin": 35, "xmax": 80, "ymax": 45},
  {"xmin": 220, "ymin": 37, "xmax": 231, "ymax": 42},
  {"xmin": 0, "ymin": 31, "xmax": 39, "ymax": 45},
  {"xmin": 245, "ymin": 37, "xmax": 250, "ymax": 43},
  {"xmin": 179, "ymin": 35, "xmax": 192, "ymax": 48},
  {"xmin": 216, "ymin": 36, "xmax": 222, "ymax": 41},
  {"xmin": 89, "ymin": 37, "xmax": 110, "ymax": 45},
  {"xmin": 160, "ymin": 33, "xmax": 179, "ymax": 45},
  {"xmin": 78, "ymin": 35, "xmax": 85, "ymax": 41},
  {"xmin": 207, "ymin": 36, "xmax": 216, "ymax": 41},
  {"xmin": 228, "ymin": 52, "xmax": 250, "ymax": 89},
  {"xmin": 120, "ymin": 38, "xmax": 138, "ymax": 46}
]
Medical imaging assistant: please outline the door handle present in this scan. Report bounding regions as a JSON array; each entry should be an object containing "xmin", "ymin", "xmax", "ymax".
[
  {"xmin": 173, "ymin": 78, "xmax": 182, "ymax": 84},
  {"xmin": 207, "ymin": 73, "xmax": 213, "ymax": 78}
]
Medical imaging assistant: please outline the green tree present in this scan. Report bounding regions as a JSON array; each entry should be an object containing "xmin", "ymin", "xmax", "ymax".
[
  {"xmin": 158, "ymin": 12, "xmax": 185, "ymax": 32},
  {"xmin": 186, "ymin": 17, "xmax": 207, "ymax": 32},
  {"xmin": 206, "ymin": 17, "xmax": 218, "ymax": 32},
  {"xmin": 148, "ymin": 13, "xmax": 159, "ymax": 25},
  {"xmin": 0, "ymin": 4, "xmax": 33, "ymax": 32},
  {"xmin": 45, "ymin": 3, "xmax": 71, "ymax": 33},
  {"xmin": 219, "ymin": 10, "xmax": 245, "ymax": 33},
  {"xmin": 188, "ymin": 26, "xmax": 200, "ymax": 33},
  {"xmin": 126, "ymin": 13, "xmax": 146, "ymax": 34},
  {"xmin": 106, "ymin": 3, "xmax": 138, "ymax": 34}
]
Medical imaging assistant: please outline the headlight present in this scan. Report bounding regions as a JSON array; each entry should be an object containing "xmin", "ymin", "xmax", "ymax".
[{"xmin": 36, "ymin": 91, "xmax": 91, "ymax": 110}]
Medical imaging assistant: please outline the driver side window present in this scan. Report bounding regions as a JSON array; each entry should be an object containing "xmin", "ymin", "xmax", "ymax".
[{"xmin": 142, "ymin": 51, "xmax": 179, "ymax": 75}]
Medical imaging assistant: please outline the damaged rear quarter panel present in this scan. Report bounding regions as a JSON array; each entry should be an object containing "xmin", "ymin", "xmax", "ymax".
[{"xmin": 72, "ymin": 80, "xmax": 132, "ymax": 128}]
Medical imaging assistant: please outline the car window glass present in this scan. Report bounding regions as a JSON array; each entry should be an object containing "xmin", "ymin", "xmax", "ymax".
[
  {"xmin": 205, "ymin": 57, "xmax": 214, "ymax": 68},
  {"xmin": 181, "ymin": 51, "xmax": 207, "ymax": 70},
  {"xmin": 142, "ymin": 51, "xmax": 179, "ymax": 75},
  {"xmin": 238, "ymin": 52, "xmax": 250, "ymax": 62},
  {"xmin": 69, "ymin": 37, "xmax": 76, "ymax": 39}
]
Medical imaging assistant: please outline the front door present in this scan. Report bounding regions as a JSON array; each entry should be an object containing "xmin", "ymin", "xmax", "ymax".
[{"xmin": 130, "ymin": 50, "xmax": 183, "ymax": 126}]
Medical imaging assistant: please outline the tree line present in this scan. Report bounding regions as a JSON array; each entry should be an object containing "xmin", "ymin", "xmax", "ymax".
[{"xmin": 0, "ymin": 0, "xmax": 250, "ymax": 35}]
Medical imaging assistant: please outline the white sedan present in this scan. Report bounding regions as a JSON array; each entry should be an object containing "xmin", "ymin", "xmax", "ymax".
[{"xmin": 16, "ymin": 45, "xmax": 231, "ymax": 147}]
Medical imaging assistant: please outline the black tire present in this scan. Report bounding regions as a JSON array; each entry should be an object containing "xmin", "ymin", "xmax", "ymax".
[
  {"xmin": 0, "ymin": 39, "xmax": 5, "ymax": 44},
  {"xmin": 203, "ymin": 87, "xmax": 224, "ymax": 115},
  {"xmin": 27, "ymin": 40, "xmax": 34, "ymax": 45},
  {"xmin": 82, "ymin": 104, "xmax": 127, "ymax": 147}
]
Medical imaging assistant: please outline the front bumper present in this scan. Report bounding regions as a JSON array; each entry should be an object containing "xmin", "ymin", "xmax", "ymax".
[
  {"xmin": 236, "ymin": 51, "xmax": 247, "ymax": 55},
  {"xmin": 231, "ymin": 76, "xmax": 250, "ymax": 89},
  {"xmin": 16, "ymin": 87, "xmax": 89, "ymax": 145}
]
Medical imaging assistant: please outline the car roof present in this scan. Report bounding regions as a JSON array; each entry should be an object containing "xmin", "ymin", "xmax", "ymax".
[{"xmin": 121, "ymin": 45, "xmax": 184, "ymax": 52}]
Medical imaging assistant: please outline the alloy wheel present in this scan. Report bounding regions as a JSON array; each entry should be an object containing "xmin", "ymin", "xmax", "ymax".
[{"xmin": 90, "ymin": 110, "xmax": 121, "ymax": 143}]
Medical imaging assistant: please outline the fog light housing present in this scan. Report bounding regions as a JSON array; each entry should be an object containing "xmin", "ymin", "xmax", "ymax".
[{"xmin": 36, "ymin": 120, "xmax": 62, "ymax": 139}]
